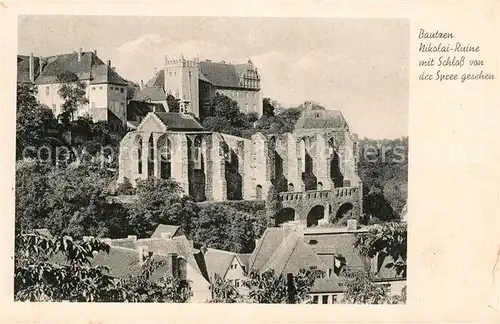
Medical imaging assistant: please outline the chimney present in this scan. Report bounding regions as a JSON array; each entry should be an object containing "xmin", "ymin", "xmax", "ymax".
[
  {"xmin": 169, "ymin": 252, "xmax": 179, "ymax": 278},
  {"xmin": 78, "ymin": 47, "xmax": 83, "ymax": 62},
  {"xmin": 107, "ymin": 60, "xmax": 112, "ymax": 67},
  {"xmin": 127, "ymin": 235, "xmax": 137, "ymax": 242},
  {"xmin": 140, "ymin": 80, "xmax": 144, "ymax": 89},
  {"xmin": 38, "ymin": 57, "xmax": 43, "ymax": 75},
  {"xmin": 93, "ymin": 49, "xmax": 97, "ymax": 56},
  {"xmin": 138, "ymin": 245, "xmax": 149, "ymax": 264},
  {"xmin": 29, "ymin": 53, "xmax": 34, "ymax": 83},
  {"xmin": 347, "ymin": 219, "xmax": 358, "ymax": 231}
]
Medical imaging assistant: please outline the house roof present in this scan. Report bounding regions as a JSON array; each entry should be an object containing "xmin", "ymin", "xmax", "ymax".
[
  {"xmin": 150, "ymin": 224, "xmax": 182, "ymax": 239},
  {"xmin": 127, "ymin": 100, "xmax": 165, "ymax": 122},
  {"xmin": 304, "ymin": 232, "xmax": 366, "ymax": 268},
  {"xmin": 133, "ymin": 86, "xmax": 167, "ymax": 101},
  {"xmin": 90, "ymin": 64, "xmax": 128, "ymax": 85},
  {"xmin": 20, "ymin": 51, "xmax": 129, "ymax": 86},
  {"xmin": 203, "ymin": 248, "xmax": 238, "ymax": 281},
  {"xmin": 249, "ymin": 227, "xmax": 330, "ymax": 276},
  {"xmin": 133, "ymin": 236, "xmax": 205, "ymax": 279},
  {"xmin": 34, "ymin": 51, "xmax": 101, "ymax": 84},
  {"xmin": 294, "ymin": 109, "xmax": 347, "ymax": 130},
  {"xmin": 145, "ymin": 70, "xmax": 165, "ymax": 88},
  {"xmin": 149, "ymin": 111, "xmax": 204, "ymax": 131},
  {"xmin": 17, "ymin": 55, "xmax": 40, "ymax": 83},
  {"xmin": 248, "ymin": 227, "xmax": 291, "ymax": 272}
]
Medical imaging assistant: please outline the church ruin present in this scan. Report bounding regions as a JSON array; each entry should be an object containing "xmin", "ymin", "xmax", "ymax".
[{"xmin": 117, "ymin": 102, "xmax": 362, "ymax": 227}]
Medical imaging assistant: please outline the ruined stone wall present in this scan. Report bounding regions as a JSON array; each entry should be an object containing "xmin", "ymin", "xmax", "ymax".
[
  {"xmin": 249, "ymin": 133, "xmax": 272, "ymax": 199},
  {"xmin": 170, "ymin": 133, "xmax": 189, "ymax": 193}
]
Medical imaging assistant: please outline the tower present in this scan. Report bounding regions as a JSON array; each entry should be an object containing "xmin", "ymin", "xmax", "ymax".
[{"xmin": 163, "ymin": 56, "xmax": 200, "ymax": 118}]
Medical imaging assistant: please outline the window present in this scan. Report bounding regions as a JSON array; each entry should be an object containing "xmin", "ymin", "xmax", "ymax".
[
  {"xmin": 331, "ymin": 295, "xmax": 337, "ymax": 304},
  {"xmin": 120, "ymin": 88, "xmax": 124, "ymax": 93},
  {"xmin": 253, "ymin": 92, "xmax": 256, "ymax": 98},
  {"xmin": 92, "ymin": 87, "xmax": 95, "ymax": 90},
  {"xmin": 235, "ymin": 279, "xmax": 240, "ymax": 288},
  {"xmin": 253, "ymin": 104, "xmax": 256, "ymax": 112},
  {"xmin": 45, "ymin": 86, "xmax": 50, "ymax": 95},
  {"xmin": 322, "ymin": 295, "xmax": 329, "ymax": 304},
  {"xmin": 169, "ymin": 72, "xmax": 172, "ymax": 76},
  {"xmin": 52, "ymin": 104, "xmax": 56, "ymax": 113},
  {"xmin": 312, "ymin": 295, "xmax": 319, "ymax": 304},
  {"xmin": 99, "ymin": 86, "xmax": 103, "ymax": 90},
  {"xmin": 245, "ymin": 103, "xmax": 249, "ymax": 112}
]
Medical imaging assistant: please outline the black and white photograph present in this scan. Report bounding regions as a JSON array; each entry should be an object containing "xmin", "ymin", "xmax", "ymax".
[{"xmin": 14, "ymin": 16, "xmax": 409, "ymax": 304}]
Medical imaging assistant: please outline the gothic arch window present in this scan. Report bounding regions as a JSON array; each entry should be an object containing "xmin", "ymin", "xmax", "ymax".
[
  {"xmin": 256, "ymin": 185, "xmax": 263, "ymax": 200},
  {"xmin": 136, "ymin": 136, "xmax": 143, "ymax": 174}
]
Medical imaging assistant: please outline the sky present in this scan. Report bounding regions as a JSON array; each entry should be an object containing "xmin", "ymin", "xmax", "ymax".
[{"xmin": 18, "ymin": 16, "xmax": 409, "ymax": 139}]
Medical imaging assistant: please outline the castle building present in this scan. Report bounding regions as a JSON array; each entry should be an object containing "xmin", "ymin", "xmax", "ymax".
[
  {"xmin": 134, "ymin": 56, "xmax": 263, "ymax": 119},
  {"xmin": 17, "ymin": 49, "xmax": 129, "ymax": 128},
  {"xmin": 117, "ymin": 102, "xmax": 363, "ymax": 226}
]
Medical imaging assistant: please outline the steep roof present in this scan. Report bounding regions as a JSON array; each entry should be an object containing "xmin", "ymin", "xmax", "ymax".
[
  {"xmin": 150, "ymin": 111, "xmax": 204, "ymax": 131},
  {"xmin": 304, "ymin": 232, "xmax": 366, "ymax": 268},
  {"xmin": 199, "ymin": 61, "xmax": 241, "ymax": 88},
  {"xmin": 145, "ymin": 70, "xmax": 165, "ymax": 88},
  {"xmin": 90, "ymin": 64, "xmax": 128, "ymax": 85},
  {"xmin": 203, "ymin": 248, "xmax": 237, "ymax": 281},
  {"xmin": 133, "ymin": 236, "xmax": 205, "ymax": 279},
  {"xmin": 294, "ymin": 109, "xmax": 347, "ymax": 130},
  {"xmin": 150, "ymin": 224, "xmax": 182, "ymax": 239},
  {"xmin": 127, "ymin": 100, "xmax": 165, "ymax": 122},
  {"xmin": 133, "ymin": 86, "xmax": 167, "ymax": 101},
  {"xmin": 17, "ymin": 55, "xmax": 40, "ymax": 83},
  {"xmin": 34, "ymin": 51, "xmax": 102, "ymax": 84},
  {"xmin": 249, "ymin": 227, "xmax": 330, "ymax": 276},
  {"xmin": 22, "ymin": 51, "xmax": 129, "ymax": 86},
  {"xmin": 248, "ymin": 227, "xmax": 291, "ymax": 272}
]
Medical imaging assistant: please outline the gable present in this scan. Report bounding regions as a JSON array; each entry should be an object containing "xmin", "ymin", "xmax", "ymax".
[{"xmin": 137, "ymin": 113, "xmax": 167, "ymax": 132}]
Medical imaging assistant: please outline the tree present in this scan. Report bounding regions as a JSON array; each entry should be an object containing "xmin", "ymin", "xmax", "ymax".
[
  {"xmin": 166, "ymin": 94, "xmax": 180, "ymax": 113},
  {"xmin": 340, "ymin": 267, "xmax": 392, "ymax": 304},
  {"xmin": 118, "ymin": 258, "xmax": 192, "ymax": 302},
  {"xmin": 354, "ymin": 222, "xmax": 407, "ymax": 277},
  {"xmin": 194, "ymin": 203, "xmax": 267, "ymax": 253},
  {"xmin": 209, "ymin": 273, "xmax": 242, "ymax": 303},
  {"xmin": 202, "ymin": 93, "xmax": 252, "ymax": 137},
  {"xmin": 126, "ymin": 178, "xmax": 200, "ymax": 238},
  {"xmin": 14, "ymin": 232, "xmax": 193, "ymax": 302},
  {"xmin": 340, "ymin": 267, "xmax": 406, "ymax": 304},
  {"xmin": 262, "ymin": 97, "xmax": 276, "ymax": 117},
  {"xmin": 15, "ymin": 160, "xmax": 123, "ymax": 238},
  {"xmin": 57, "ymin": 71, "xmax": 89, "ymax": 126},
  {"xmin": 243, "ymin": 267, "xmax": 323, "ymax": 304},
  {"xmin": 14, "ymin": 232, "xmax": 115, "ymax": 301},
  {"xmin": 16, "ymin": 83, "xmax": 57, "ymax": 159}
]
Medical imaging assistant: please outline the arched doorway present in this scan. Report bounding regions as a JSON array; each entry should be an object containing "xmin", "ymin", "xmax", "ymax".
[
  {"xmin": 330, "ymin": 151, "xmax": 344, "ymax": 187},
  {"xmin": 288, "ymin": 183, "xmax": 295, "ymax": 192},
  {"xmin": 335, "ymin": 203, "xmax": 354, "ymax": 220},
  {"xmin": 134, "ymin": 135, "xmax": 143, "ymax": 175},
  {"xmin": 307, "ymin": 205, "xmax": 325, "ymax": 227},
  {"xmin": 317, "ymin": 182, "xmax": 323, "ymax": 190},
  {"xmin": 275, "ymin": 208, "xmax": 295, "ymax": 226},
  {"xmin": 157, "ymin": 135, "xmax": 171, "ymax": 179},
  {"xmin": 147, "ymin": 133, "xmax": 154, "ymax": 177},
  {"xmin": 255, "ymin": 185, "xmax": 263, "ymax": 200}
]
